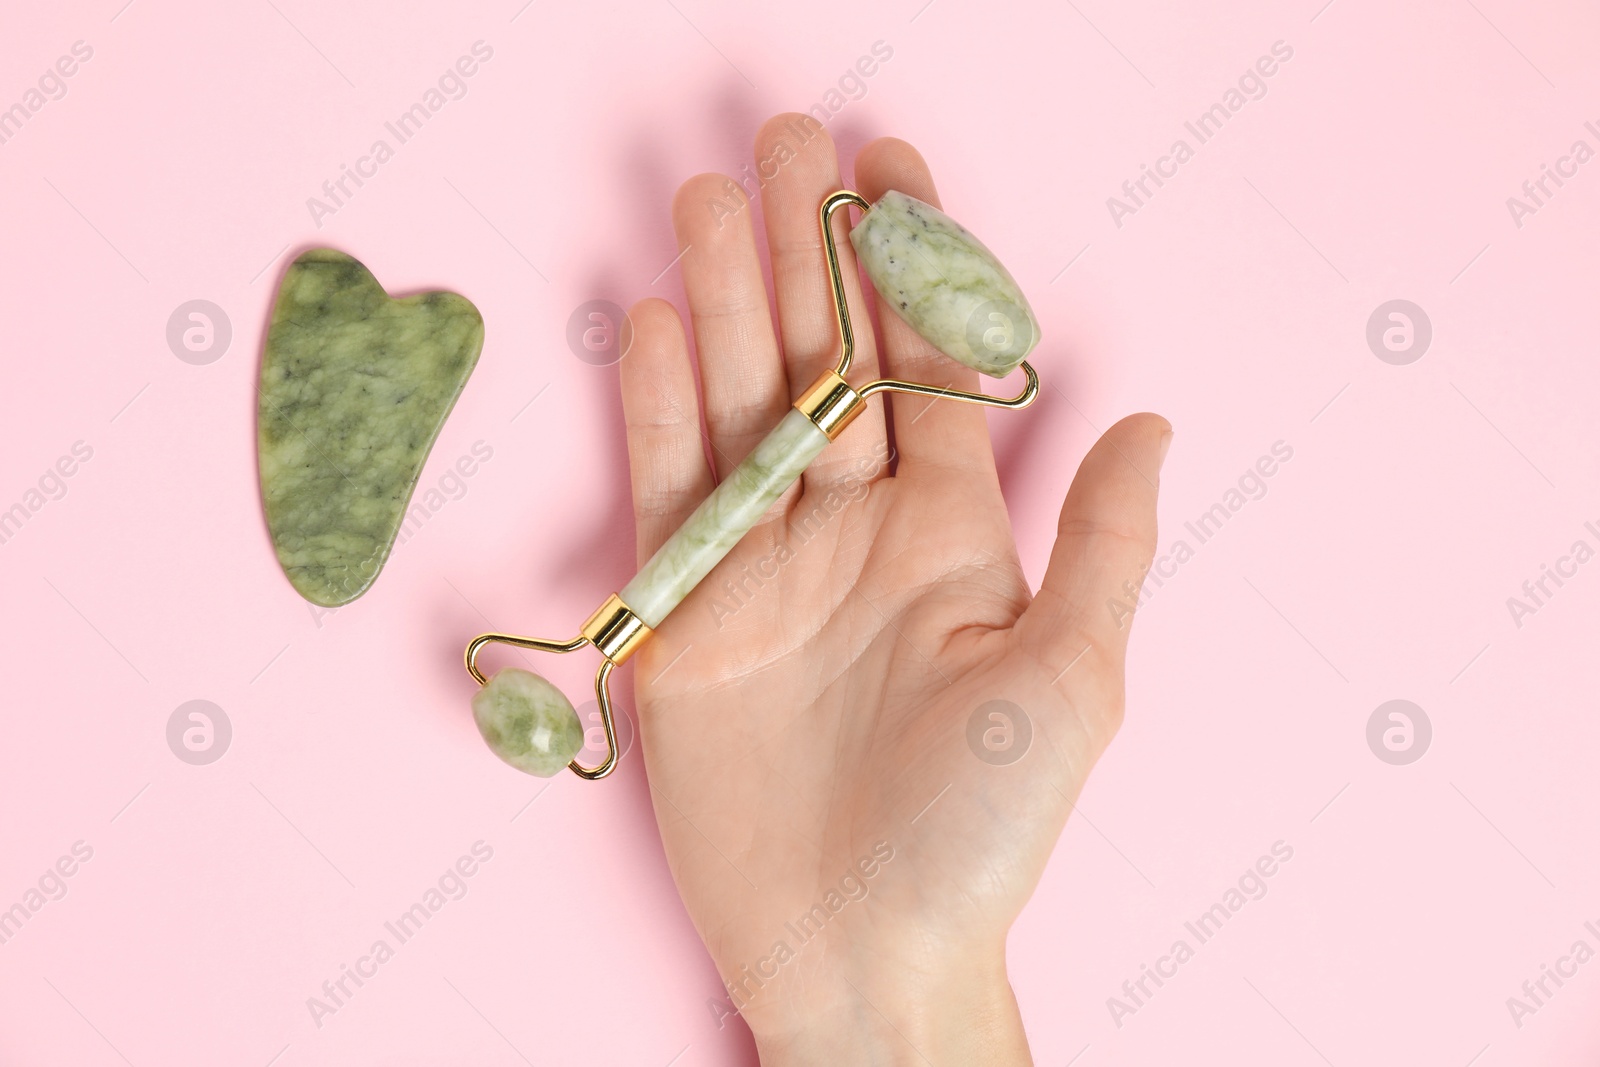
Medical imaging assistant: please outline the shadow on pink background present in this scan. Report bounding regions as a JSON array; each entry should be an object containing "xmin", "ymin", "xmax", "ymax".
[{"xmin": 1, "ymin": 0, "xmax": 1597, "ymax": 1063}]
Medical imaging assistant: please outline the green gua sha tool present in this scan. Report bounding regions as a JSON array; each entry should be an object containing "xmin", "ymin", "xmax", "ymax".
[
  {"xmin": 259, "ymin": 249, "xmax": 484, "ymax": 607},
  {"xmin": 465, "ymin": 190, "xmax": 1040, "ymax": 780}
]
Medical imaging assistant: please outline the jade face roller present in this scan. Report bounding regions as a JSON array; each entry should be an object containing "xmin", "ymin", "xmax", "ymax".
[{"xmin": 465, "ymin": 189, "xmax": 1042, "ymax": 779}]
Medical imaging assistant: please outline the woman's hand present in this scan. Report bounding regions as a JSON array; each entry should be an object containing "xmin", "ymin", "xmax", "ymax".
[{"xmin": 618, "ymin": 113, "xmax": 1170, "ymax": 1065}]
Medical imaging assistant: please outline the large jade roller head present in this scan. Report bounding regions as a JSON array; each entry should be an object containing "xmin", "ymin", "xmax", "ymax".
[
  {"xmin": 464, "ymin": 188, "xmax": 1041, "ymax": 781},
  {"xmin": 850, "ymin": 190, "xmax": 1040, "ymax": 377}
]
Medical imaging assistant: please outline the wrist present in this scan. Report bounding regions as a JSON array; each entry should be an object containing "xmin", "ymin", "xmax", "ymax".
[{"xmin": 746, "ymin": 944, "xmax": 1031, "ymax": 1066}]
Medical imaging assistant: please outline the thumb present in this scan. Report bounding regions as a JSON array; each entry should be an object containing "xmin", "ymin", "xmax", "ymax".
[{"xmin": 1014, "ymin": 413, "xmax": 1171, "ymax": 685}]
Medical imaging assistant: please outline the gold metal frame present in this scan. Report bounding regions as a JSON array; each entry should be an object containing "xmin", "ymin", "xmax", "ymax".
[
  {"xmin": 465, "ymin": 625, "xmax": 629, "ymax": 780},
  {"xmin": 808, "ymin": 189, "xmax": 1040, "ymax": 414},
  {"xmin": 464, "ymin": 188, "xmax": 1040, "ymax": 780}
]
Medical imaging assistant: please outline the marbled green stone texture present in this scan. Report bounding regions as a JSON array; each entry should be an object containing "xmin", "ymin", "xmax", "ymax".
[
  {"xmin": 258, "ymin": 249, "xmax": 483, "ymax": 606},
  {"xmin": 472, "ymin": 668, "xmax": 584, "ymax": 777},
  {"xmin": 621, "ymin": 408, "xmax": 829, "ymax": 627},
  {"xmin": 849, "ymin": 190, "xmax": 1040, "ymax": 377}
]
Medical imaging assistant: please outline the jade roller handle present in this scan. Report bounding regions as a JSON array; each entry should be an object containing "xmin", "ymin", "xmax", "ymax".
[{"xmin": 619, "ymin": 406, "xmax": 829, "ymax": 628}]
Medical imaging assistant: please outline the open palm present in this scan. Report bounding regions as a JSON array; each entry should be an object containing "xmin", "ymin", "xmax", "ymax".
[{"xmin": 617, "ymin": 114, "xmax": 1169, "ymax": 1064}]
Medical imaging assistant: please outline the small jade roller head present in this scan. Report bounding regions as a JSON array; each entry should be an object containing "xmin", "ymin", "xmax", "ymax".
[
  {"xmin": 471, "ymin": 667, "xmax": 585, "ymax": 777},
  {"xmin": 849, "ymin": 190, "xmax": 1041, "ymax": 377},
  {"xmin": 464, "ymin": 188, "xmax": 1043, "ymax": 781}
]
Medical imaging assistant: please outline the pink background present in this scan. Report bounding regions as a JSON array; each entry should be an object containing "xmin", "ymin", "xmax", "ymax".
[{"xmin": 2, "ymin": 0, "xmax": 1597, "ymax": 1063}]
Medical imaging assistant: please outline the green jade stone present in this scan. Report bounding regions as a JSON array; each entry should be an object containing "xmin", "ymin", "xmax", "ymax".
[
  {"xmin": 258, "ymin": 249, "xmax": 483, "ymax": 606},
  {"xmin": 850, "ymin": 190, "xmax": 1041, "ymax": 377},
  {"xmin": 472, "ymin": 668, "xmax": 584, "ymax": 777}
]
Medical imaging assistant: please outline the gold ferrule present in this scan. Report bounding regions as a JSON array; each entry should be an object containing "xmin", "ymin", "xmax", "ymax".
[
  {"xmin": 580, "ymin": 594, "xmax": 652, "ymax": 664},
  {"xmin": 794, "ymin": 370, "xmax": 864, "ymax": 440}
]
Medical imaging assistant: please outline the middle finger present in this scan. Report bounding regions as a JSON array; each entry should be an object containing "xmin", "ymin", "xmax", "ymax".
[{"xmin": 670, "ymin": 172, "xmax": 788, "ymax": 479}]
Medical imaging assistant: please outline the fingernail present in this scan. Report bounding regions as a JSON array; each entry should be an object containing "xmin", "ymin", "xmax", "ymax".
[{"xmin": 1157, "ymin": 430, "xmax": 1173, "ymax": 471}]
